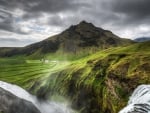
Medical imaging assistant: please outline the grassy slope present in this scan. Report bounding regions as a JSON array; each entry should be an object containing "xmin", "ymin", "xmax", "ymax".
[
  {"xmin": 44, "ymin": 41, "xmax": 149, "ymax": 113},
  {"xmin": 0, "ymin": 41, "xmax": 150, "ymax": 113}
]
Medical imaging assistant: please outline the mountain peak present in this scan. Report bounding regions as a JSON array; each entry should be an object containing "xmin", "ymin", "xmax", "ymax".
[
  {"xmin": 78, "ymin": 20, "xmax": 93, "ymax": 25},
  {"xmin": 77, "ymin": 20, "xmax": 96, "ymax": 28},
  {"xmin": 68, "ymin": 21, "xmax": 96, "ymax": 30},
  {"xmin": 67, "ymin": 20, "xmax": 103, "ymax": 33}
]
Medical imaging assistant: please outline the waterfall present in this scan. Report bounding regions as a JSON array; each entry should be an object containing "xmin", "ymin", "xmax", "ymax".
[
  {"xmin": 119, "ymin": 85, "xmax": 150, "ymax": 113},
  {"xmin": 0, "ymin": 81, "xmax": 75, "ymax": 113}
]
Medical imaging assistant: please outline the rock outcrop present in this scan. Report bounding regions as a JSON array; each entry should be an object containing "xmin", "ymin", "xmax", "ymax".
[{"xmin": 0, "ymin": 88, "xmax": 41, "ymax": 113}]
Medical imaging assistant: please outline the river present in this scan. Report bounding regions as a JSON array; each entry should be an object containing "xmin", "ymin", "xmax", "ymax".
[
  {"xmin": 119, "ymin": 85, "xmax": 150, "ymax": 113},
  {"xmin": 0, "ymin": 81, "xmax": 75, "ymax": 113}
]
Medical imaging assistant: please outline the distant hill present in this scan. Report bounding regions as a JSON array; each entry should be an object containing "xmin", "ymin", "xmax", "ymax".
[
  {"xmin": 0, "ymin": 21, "xmax": 133, "ymax": 57},
  {"xmin": 134, "ymin": 37, "xmax": 150, "ymax": 42}
]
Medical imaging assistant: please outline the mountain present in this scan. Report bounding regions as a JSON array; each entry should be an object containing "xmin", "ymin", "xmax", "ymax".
[
  {"xmin": 0, "ymin": 21, "xmax": 133, "ymax": 58},
  {"xmin": 134, "ymin": 37, "xmax": 150, "ymax": 42}
]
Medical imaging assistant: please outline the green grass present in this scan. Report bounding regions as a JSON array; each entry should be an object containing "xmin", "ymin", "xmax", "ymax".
[
  {"xmin": 0, "ymin": 58, "xmax": 70, "ymax": 90},
  {"xmin": 0, "ymin": 41, "xmax": 150, "ymax": 113}
]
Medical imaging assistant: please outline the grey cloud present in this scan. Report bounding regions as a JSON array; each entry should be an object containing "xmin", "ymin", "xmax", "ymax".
[
  {"xmin": 110, "ymin": 0, "xmax": 150, "ymax": 17},
  {"xmin": 0, "ymin": 10, "xmax": 14, "ymax": 32},
  {"xmin": 48, "ymin": 15, "xmax": 65, "ymax": 27},
  {"xmin": 20, "ymin": 0, "xmax": 90, "ymax": 21},
  {"xmin": 108, "ymin": 0, "xmax": 150, "ymax": 25},
  {"xmin": 0, "ymin": 38, "xmax": 19, "ymax": 42},
  {"xmin": 0, "ymin": 10, "xmax": 30, "ymax": 34},
  {"xmin": 0, "ymin": 37, "xmax": 36, "ymax": 47},
  {"xmin": 47, "ymin": 14, "xmax": 82, "ymax": 28},
  {"xmin": 0, "ymin": 0, "xmax": 89, "ymax": 14},
  {"xmin": 0, "ymin": 0, "xmax": 90, "ymax": 34},
  {"xmin": 24, "ymin": 0, "xmax": 88, "ymax": 13},
  {"xmin": 1, "ymin": 0, "xmax": 150, "ymax": 26},
  {"xmin": 0, "ymin": 0, "xmax": 150, "ymax": 47}
]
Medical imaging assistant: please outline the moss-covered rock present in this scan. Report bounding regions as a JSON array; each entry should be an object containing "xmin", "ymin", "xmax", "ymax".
[{"xmin": 29, "ymin": 42, "xmax": 150, "ymax": 113}]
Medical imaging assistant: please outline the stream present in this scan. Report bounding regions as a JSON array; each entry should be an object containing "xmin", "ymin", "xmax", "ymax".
[
  {"xmin": 119, "ymin": 85, "xmax": 150, "ymax": 113},
  {"xmin": 0, "ymin": 81, "xmax": 75, "ymax": 113},
  {"xmin": 2, "ymin": 81, "xmax": 150, "ymax": 113}
]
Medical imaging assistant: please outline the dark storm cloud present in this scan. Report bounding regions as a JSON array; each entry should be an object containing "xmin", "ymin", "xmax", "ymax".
[
  {"xmin": 1, "ymin": 0, "xmax": 150, "ymax": 28},
  {"xmin": 24, "ymin": 0, "xmax": 88, "ymax": 13},
  {"xmin": 0, "ymin": 0, "xmax": 89, "ymax": 14},
  {"xmin": 108, "ymin": 0, "xmax": 150, "ymax": 25},
  {"xmin": 0, "ymin": 10, "xmax": 15, "ymax": 32},
  {"xmin": 0, "ymin": 0, "xmax": 90, "ymax": 33},
  {"xmin": 0, "ymin": 9, "xmax": 30, "ymax": 34},
  {"xmin": 47, "ymin": 15, "xmax": 65, "ymax": 27},
  {"xmin": 111, "ymin": 0, "xmax": 150, "ymax": 17}
]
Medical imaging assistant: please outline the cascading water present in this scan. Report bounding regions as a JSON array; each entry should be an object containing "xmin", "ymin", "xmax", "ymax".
[
  {"xmin": 119, "ymin": 85, "xmax": 150, "ymax": 113},
  {"xmin": 0, "ymin": 81, "xmax": 75, "ymax": 113}
]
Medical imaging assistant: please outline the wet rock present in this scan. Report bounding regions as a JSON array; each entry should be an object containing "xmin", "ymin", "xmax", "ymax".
[{"xmin": 0, "ymin": 88, "xmax": 41, "ymax": 113}]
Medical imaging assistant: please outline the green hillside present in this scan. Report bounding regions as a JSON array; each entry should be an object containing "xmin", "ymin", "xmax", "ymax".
[{"xmin": 0, "ymin": 41, "xmax": 149, "ymax": 113}]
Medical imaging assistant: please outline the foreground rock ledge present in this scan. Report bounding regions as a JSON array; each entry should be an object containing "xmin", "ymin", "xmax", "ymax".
[{"xmin": 0, "ymin": 88, "xmax": 41, "ymax": 113}]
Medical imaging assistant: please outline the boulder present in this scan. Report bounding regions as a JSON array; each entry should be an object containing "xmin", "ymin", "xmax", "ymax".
[{"xmin": 0, "ymin": 88, "xmax": 41, "ymax": 113}]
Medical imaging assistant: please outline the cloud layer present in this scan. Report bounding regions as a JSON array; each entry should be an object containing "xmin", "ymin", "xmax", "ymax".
[{"xmin": 0, "ymin": 0, "xmax": 150, "ymax": 47}]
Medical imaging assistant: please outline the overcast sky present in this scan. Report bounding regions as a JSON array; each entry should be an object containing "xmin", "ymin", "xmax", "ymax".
[{"xmin": 0, "ymin": 0, "xmax": 150, "ymax": 47}]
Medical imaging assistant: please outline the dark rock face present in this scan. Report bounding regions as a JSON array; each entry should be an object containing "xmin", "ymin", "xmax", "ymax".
[{"xmin": 0, "ymin": 88, "xmax": 41, "ymax": 113}]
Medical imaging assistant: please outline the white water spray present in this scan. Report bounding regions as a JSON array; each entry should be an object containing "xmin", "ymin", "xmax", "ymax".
[
  {"xmin": 0, "ymin": 81, "xmax": 75, "ymax": 113},
  {"xmin": 119, "ymin": 85, "xmax": 150, "ymax": 113}
]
